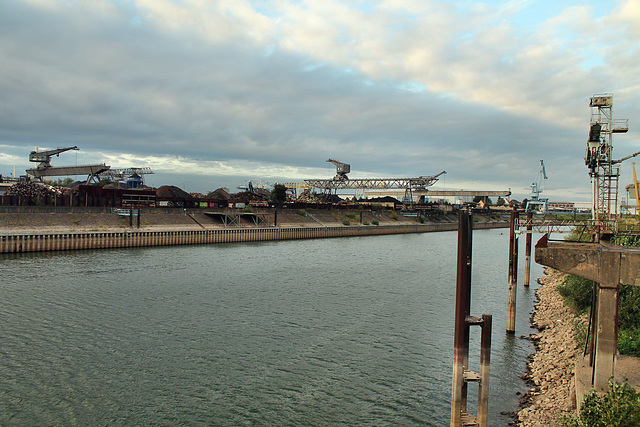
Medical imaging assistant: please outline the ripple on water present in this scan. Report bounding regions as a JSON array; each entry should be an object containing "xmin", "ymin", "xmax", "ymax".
[{"xmin": 0, "ymin": 230, "xmax": 543, "ymax": 425}]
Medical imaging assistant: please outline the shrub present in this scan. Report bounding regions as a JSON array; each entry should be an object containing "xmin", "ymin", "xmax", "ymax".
[
  {"xmin": 618, "ymin": 284, "xmax": 640, "ymax": 357},
  {"xmin": 418, "ymin": 215, "xmax": 426, "ymax": 223},
  {"xmin": 562, "ymin": 379, "xmax": 640, "ymax": 427},
  {"xmin": 619, "ymin": 284, "xmax": 640, "ymax": 330},
  {"xmin": 556, "ymin": 275, "xmax": 593, "ymax": 314},
  {"xmin": 297, "ymin": 209, "xmax": 306, "ymax": 216},
  {"xmin": 389, "ymin": 212, "xmax": 399, "ymax": 221},
  {"xmin": 618, "ymin": 329, "xmax": 640, "ymax": 357},
  {"xmin": 372, "ymin": 219, "xmax": 379, "ymax": 226},
  {"xmin": 241, "ymin": 205, "xmax": 254, "ymax": 213},
  {"xmin": 342, "ymin": 219, "xmax": 350, "ymax": 226},
  {"xmin": 611, "ymin": 234, "xmax": 640, "ymax": 247},
  {"xmin": 363, "ymin": 221, "xmax": 369, "ymax": 226}
]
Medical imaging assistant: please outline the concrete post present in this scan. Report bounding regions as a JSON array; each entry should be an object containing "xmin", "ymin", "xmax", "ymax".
[{"xmin": 593, "ymin": 251, "xmax": 620, "ymax": 390}]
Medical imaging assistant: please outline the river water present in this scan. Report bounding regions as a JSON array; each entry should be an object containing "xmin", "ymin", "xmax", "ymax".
[{"xmin": 0, "ymin": 228, "xmax": 544, "ymax": 426}]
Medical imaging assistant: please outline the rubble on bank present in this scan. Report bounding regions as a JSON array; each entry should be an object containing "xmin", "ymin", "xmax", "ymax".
[{"xmin": 517, "ymin": 269, "xmax": 585, "ymax": 426}]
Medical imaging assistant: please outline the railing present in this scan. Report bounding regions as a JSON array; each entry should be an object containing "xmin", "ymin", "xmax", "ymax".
[{"xmin": 515, "ymin": 217, "xmax": 618, "ymax": 238}]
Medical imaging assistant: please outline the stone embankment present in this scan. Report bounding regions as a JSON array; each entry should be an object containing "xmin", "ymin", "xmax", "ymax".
[{"xmin": 517, "ymin": 269, "xmax": 585, "ymax": 426}]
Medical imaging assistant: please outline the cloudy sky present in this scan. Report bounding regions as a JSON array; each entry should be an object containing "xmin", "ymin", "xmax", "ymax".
[{"xmin": 1, "ymin": 0, "xmax": 639, "ymax": 201}]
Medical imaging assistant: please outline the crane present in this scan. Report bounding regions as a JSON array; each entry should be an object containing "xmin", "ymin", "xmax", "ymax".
[
  {"xmin": 29, "ymin": 146, "xmax": 79, "ymax": 170},
  {"xmin": 525, "ymin": 160, "xmax": 548, "ymax": 212},
  {"xmin": 25, "ymin": 146, "xmax": 110, "ymax": 183},
  {"xmin": 327, "ymin": 159, "xmax": 351, "ymax": 181}
]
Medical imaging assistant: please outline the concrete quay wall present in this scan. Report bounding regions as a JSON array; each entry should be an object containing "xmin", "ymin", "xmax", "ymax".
[{"xmin": 1, "ymin": 222, "xmax": 506, "ymax": 254}]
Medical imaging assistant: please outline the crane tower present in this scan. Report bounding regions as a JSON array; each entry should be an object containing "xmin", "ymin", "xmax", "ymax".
[{"xmin": 585, "ymin": 94, "xmax": 629, "ymax": 225}]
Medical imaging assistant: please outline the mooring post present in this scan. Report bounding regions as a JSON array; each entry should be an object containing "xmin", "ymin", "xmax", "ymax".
[
  {"xmin": 274, "ymin": 208, "xmax": 278, "ymax": 227},
  {"xmin": 451, "ymin": 211, "xmax": 492, "ymax": 427},
  {"xmin": 137, "ymin": 208, "xmax": 141, "ymax": 228},
  {"xmin": 477, "ymin": 313, "xmax": 492, "ymax": 426},
  {"xmin": 451, "ymin": 211, "xmax": 472, "ymax": 426},
  {"xmin": 129, "ymin": 207, "xmax": 133, "ymax": 228},
  {"xmin": 506, "ymin": 210, "xmax": 519, "ymax": 333},
  {"xmin": 524, "ymin": 211, "xmax": 532, "ymax": 287}
]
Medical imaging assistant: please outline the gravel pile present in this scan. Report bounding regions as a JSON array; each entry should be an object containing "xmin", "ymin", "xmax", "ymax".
[{"xmin": 517, "ymin": 269, "xmax": 585, "ymax": 426}]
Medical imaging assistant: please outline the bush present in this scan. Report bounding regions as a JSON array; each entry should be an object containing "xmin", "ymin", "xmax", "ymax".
[
  {"xmin": 611, "ymin": 234, "xmax": 640, "ymax": 247},
  {"xmin": 418, "ymin": 215, "xmax": 426, "ymax": 223},
  {"xmin": 297, "ymin": 209, "xmax": 306, "ymax": 216},
  {"xmin": 342, "ymin": 219, "xmax": 350, "ymax": 226},
  {"xmin": 372, "ymin": 219, "xmax": 379, "ymax": 226},
  {"xmin": 363, "ymin": 221, "xmax": 369, "ymax": 226},
  {"xmin": 562, "ymin": 379, "xmax": 640, "ymax": 427},
  {"xmin": 241, "ymin": 205, "xmax": 254, "ymax": 213},
  {"xmin": 556, "ymin": 275, "xmax": 594, "ymax": 314},
  {"xmin": 618, "ymin": 329, "xmax": 640, "ymax": 357},
  {"xmin": 618, "ymin": 284, "xmax": 640, "ymax": 356},
  {"xmin": 619, "ymin": 284, "xmax": 640, "ymax": 330},
  {"xmin": 389, "ymin": 212, "xmax": 399, "ymax": 221}
]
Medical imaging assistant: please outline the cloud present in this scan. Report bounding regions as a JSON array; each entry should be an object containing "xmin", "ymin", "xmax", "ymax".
[{"xmin": 0, "ymin": 0, "xmax": 638, "ymax": 202}]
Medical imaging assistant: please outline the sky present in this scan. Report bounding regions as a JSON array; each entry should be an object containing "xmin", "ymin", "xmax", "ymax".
[{"xmin": 1, "ymin": 0, "xmax": 639, "ymax": 202}]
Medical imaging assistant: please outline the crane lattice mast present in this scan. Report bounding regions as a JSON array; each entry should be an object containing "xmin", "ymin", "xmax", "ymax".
[{"xmin": 585, "ymin": 94, "xmax": 629, "ymax": 228}]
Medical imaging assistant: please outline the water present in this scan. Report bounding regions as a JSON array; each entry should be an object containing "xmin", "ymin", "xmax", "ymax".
[{"xmin": 0, "ymin": 229, "xmax": 544, "ymax": 425}]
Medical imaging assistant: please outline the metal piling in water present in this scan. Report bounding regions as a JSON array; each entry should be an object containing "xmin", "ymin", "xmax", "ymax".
[
  {"xmin": 451, "ymin": 211, "xmax": 492, "ymax": 427},
  {"xmin": 506, "ymin": 209, "xmax": 519, "ymax": 333}
]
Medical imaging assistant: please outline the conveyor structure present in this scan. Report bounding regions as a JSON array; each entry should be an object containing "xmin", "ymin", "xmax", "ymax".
[{"xmin": 100, "ymin": 167, "xmax": 154, "ymax": 182}]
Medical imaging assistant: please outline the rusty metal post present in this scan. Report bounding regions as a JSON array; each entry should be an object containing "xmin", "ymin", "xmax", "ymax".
[
  {"xmin": 137, "ymin": 208, "xmax": 141, "ymax": 228},
  {"xmin": 524, "ymin": 211, "xmax": 532, "ymax": 287},
  {"xmin": 451, "ymin": 212, "xmax": 473, "ymax": 426},
  {"xmin": 274, "ymin": 208, "xmax": 278, "ymax": 227},
  {"xmin": 507, "ymin": 210, "xmax": 519, "ymax": 333},
  {"xmin": 477, "ymin": 314, "xmax": 492, "ymax": 426},
  {"xmin": 129, "ymin": 207, "xmax": 133, "ymax": 228}
]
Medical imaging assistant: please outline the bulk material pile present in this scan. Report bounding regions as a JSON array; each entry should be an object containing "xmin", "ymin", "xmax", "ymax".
[{"xmin": 4, "ymin": 182, "xmax": 62, "ymax": 198}]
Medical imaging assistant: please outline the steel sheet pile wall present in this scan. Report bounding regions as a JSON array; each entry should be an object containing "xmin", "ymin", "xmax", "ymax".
[{"xmin": 0, "ymin": 223, "xmax": 505, "ymax": 254}]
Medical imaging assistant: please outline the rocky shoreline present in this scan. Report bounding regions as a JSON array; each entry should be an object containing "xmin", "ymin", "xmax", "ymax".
[{"xmin": 516, "ymin": 268, "xmax": 584, "ymax": 426}]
